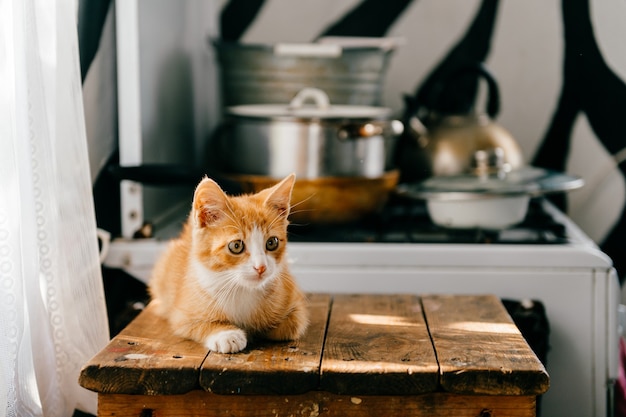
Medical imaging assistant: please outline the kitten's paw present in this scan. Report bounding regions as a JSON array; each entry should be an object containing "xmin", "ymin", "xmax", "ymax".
[{"xmin": 205, "ymin": 329, "xmax": 247, "ymax": 353}]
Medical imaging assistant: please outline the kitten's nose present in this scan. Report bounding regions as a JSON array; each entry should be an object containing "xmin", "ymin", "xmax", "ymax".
[{"xmin": 254, "ymin": 265, "xmax": 266, "ymax": 275}]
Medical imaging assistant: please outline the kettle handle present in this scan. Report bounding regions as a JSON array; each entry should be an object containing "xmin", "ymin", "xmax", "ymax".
[
  {"xmin": 431, "ymin": 62, "xmax": 500, "ymax": 119},
  {"xmin": 414, "ymin": 62, "xmax": 500, "ymax": 119}
]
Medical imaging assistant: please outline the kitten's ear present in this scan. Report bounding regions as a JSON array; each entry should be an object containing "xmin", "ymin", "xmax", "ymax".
[
  {"xmin": 193, "ymin": 177, "xmax": 228, "ymax": 227},
  {"xmin": 262, "ymin": 173, "xmax": 295, "ymax": 218}
]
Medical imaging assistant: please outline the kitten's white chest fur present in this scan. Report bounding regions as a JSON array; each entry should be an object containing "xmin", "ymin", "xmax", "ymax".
[
  {"xmin": 191, "ymin": 258, "xmax": 267, "ymax": 325},
  {"xmin": 220, "ymin": 285, "xmax": 264, "ymax": 325}
]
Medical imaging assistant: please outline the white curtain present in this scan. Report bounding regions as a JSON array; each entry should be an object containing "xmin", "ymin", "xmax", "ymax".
[{"xmin": 0, "ymin": 0, "xmax": 110, "ymax": 416}]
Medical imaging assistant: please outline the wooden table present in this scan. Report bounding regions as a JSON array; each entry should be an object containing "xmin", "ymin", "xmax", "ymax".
[{"xmin": 79, "ymin": 294, "xmax": 549, "ymax": 417}]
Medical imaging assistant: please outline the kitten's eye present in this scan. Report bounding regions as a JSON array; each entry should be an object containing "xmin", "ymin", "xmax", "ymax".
[
  {"xmin": 228, "ymin": 240, "xmax": 245, "ymax": 254},
  {"xmin": 266, "ymin": 236, "xmax": 279, "ymax": 251}
]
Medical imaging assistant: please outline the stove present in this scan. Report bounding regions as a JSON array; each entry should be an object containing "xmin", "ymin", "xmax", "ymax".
[
  {"xmin": 288, "ymin": 196, "xmax": 569, "ymax": 245},
  {"xmin": 102, "ymin": 196, "xmax": 619, "ymax": 417}
]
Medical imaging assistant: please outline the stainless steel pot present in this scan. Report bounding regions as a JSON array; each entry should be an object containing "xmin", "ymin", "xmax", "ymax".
[{"xmin": 216, "ymin": 88, "xmax": 403, "ymax": 179}]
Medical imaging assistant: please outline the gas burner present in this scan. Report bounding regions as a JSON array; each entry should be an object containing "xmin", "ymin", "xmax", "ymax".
[{"xmin": 288, "ymin": 197, "xmax": 570, "ymax": 245}]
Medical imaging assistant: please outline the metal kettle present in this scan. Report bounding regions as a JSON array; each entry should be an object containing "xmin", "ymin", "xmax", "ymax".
[{"xmin": 395, "ymin": 63, "xmax": 523, "ymax": 182}]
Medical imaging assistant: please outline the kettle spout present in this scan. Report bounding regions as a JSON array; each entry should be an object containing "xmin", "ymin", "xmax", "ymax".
[
  {"xmin": 408, "ymin": 116, "xmax": 428, "ymax": 147},
  {"xmin": 401, "ymin": 93, "xmax": 428, "ymax": 142}
]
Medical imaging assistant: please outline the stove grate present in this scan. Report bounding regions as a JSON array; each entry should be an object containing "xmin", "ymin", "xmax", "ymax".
[{"xmin": 288, "ymin": 197, "xmax": 571, "ymax": 245}]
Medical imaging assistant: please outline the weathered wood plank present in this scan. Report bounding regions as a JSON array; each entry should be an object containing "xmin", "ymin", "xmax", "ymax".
[
  {"xmin": 79, "ymin": 302, "xmax": 209, "ymax": 395},
  {"xmin": 422, "ymin": 294, "xmax": 550, "ymax": 396},
  {"xmin": 199, "ymin": 293, "xmax": 331, "ymax": 394},
  {"xmin": 98, "ymin": 391, "xmax": 537, "ymax": 417},
  {"xmin": 320, "ymin": 293, "xmax": 439, "ymax": 395}
]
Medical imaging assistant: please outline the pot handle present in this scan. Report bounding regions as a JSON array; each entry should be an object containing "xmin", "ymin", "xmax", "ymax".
[
  {"xmin": 106, "ymin": 163, "xmax": 243, "ymax": 194},
  {"xmin": 337, "ymin": 120, "xmax": 404, "ymax": 140},
  {"xmin": 288, "ymin": 87, "xmax": 331, "ymax": 110}
]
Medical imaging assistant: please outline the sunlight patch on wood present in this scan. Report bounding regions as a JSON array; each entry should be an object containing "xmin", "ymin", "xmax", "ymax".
[
  {"xmin": 348, "ymin": 314, "xmax": 420, "ymax": 327},
  {"xmin": 447, "ymin": 321, "xmax": 519, "ymax": 334}
]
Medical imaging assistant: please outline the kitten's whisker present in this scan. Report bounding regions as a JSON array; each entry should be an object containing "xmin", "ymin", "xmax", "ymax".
[
  {"xmin": 267, "ymin": 211, "xmax": 285, "ymax": 230},
  {"xmin": 221, "ymin": 211, "xmax": 239, "ymax": 227},
  {"xmin": 266, "ymin": 194, "xmax": 316, "ymax": 229},
  {"xmin": 290, "ymin": 194, "xmax": 315, "ymax": 210},
  {"xmin": 289, "ymin": 207, "xmax": 316, "ymax": 215},
  {"xmin": 288, "ymin": 208, "xmax": 318, "ymax": 223},
  {"xmin": 224, "ymin": 200, "xmax": 242, "ymax": 226},
  {"xmin": 212, "ymin": 274, "xmax": 238, "ymax": 300}
]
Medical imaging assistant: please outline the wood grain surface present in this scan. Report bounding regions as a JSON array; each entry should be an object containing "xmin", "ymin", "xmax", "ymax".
[
  {"xmin": 79, "ymin": 302, "xmax": 209, "ymax": 395},
  {"xmin": 98, "ymin": 391, "xmax": 537, "ymax": 417},
  {"xmin": 199, "ymin": 293, "xmax": 331, "ymax": 395},
  {"xmin": 421, "ymin": 294, "xmax": 550, "ymax": 395},
  {"xmin": 80, "ymin": 292, "xmax": 549, "ymax": 415},
  {"xmin": 320, "ymin": 293, "xmax": 439, "ymax": 395}
]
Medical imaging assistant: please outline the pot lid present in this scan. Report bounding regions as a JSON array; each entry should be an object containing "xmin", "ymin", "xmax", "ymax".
[
  {"xmin": 396, "ymin": 166, "xmax": 584, "ymax": 201},
  {"xmin": 227, "ymin": 87, "xmax": 391, "ymax": 120}
]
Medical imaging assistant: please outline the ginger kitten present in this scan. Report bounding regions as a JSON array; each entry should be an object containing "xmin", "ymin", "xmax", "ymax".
[{"xmin": 148, "ymin": 174, "xmax": 309, "ymax": 353}]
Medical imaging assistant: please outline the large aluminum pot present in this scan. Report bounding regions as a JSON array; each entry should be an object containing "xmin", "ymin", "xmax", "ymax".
[
  {"xmin": 214, "ymin": 39, "xmax": 397, "ymax": 107},
  {"xmin": 216, "ymin": 88, "xmax": 403, "ymax": 179}
]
